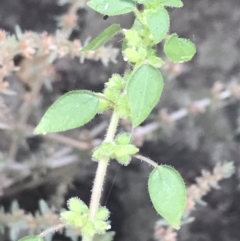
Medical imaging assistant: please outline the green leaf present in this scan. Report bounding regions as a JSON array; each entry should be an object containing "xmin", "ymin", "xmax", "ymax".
[
  {"xmin": 113, "ymin": 144, "xmax": 139, "ymax": 157},
  {"xmin": 123, "ymin": 47, "xmax": 147, "ymax": 63},
  {"xmin": 61, "ymin": 211, "xmax": 78, "ymax": 225},
  {"xmin": 115, "ymin": 132, "xmax": 131, "ymax": 145},
  {"xmin": 67, "ymin": 197, "xmax": 88, "ymax": 214},
  {"xmin": 124, "ymin": 29, "xmax": 142, "ymax": 46},
  {"xmin": 147, "ymin": 56, "xmax": 165, "ymax": 68},
  {"xmin": 104, "ymin": 86, "xmax": 121, "ymax": 103},
  {"xmin": 35, "ymin": 90, "xmax": 99, "ymax": 134},
  {"xmin": 106, "ymin": 74, "xmax": 125, "ymax": 90},
  {"xmin": 115, "ymin": 155, "xmax": 131, "ymax": 166},
  {"xmin": 127, "ymin": 64, "xmax": 164, "ymax": 127},
  {"xmin": 61, "ymin": 211, "xmax": 87, "ymax": 227},
  {"xmin": 160, "ymin": 0, "xmax": 183, "ymax": 8},
  {"xmin": 95, "ymin": 220, "xmax": 108, "ymax": 233},
  {"xmin": 18, "ymin": 236, "xmax": 43, "ymax": 241},
  {"xmin": 92, "ymin": 142, "xmax": 115, "ymax": 161},
  {"xmin": 98, "ymin": 98, "xmax": 112, "ymax": 113},
  {"xmin": 82, "ymin": 221, "xmax": 96, "ymax": 237},
  {"xmin": 148, "ymin": 165, "xmax": 186, "ymax": 229},
  {"xmin": 87, "ymin": 0, "xmax": 136, "ymax": 16},
  {"xmin": 96, "ymin": 207, "xmax": 110, "ymax": 220},
  {"xmin": 164, "ymin": 34, "xmax": 196, "ymax": 63},
  {"xmin": 146, "ymin": 7, "xmax": 170, "ymax": 44},
  {"xmin": 80, "ymin": 24, "xmax": 122, "ymax": 52}
]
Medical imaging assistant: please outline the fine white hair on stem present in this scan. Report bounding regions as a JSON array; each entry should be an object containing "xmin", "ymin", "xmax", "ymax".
[
  {"xmin": 134, "ymin": 154, "xmax": 158, "ymax": 168},
  {"xmin": 39, "ymin": 223, "xmax": 66, "ymax": 237}
]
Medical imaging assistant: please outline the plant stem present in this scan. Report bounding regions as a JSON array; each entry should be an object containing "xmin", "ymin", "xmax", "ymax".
[
  {"xmin": 39, "ymin": 223, "xmax": 66, "ymax": 238},
  {"xmin": 83, "ymin": 111, "xmax": 119, "ymax": 241},
  {"xmin": 134, "ymin": 154, "xmax": 158, "ymax": 168}
]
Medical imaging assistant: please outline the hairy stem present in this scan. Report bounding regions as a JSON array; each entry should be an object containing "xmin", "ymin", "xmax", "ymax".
[
  {"xmin": 83, "ymin": 111, "xmax": 119, "ymax": 241},
  {"xmin": 39, "ymin": 223, "xmax": 66, "ymax": 238},
  {"xmin": 134, "ymin": 154, "xmax": 158, "ymax": 168}
]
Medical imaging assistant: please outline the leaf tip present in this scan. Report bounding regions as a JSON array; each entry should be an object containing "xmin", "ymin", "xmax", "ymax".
[{"xmin": 171, "ymin": 219, "xmax": 181, "ymax": 230}]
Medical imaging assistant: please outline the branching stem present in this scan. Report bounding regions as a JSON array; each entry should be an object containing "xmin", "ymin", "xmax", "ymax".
[{"xmin": 83, "ymin": 111, "xmax": 119, "ymax": 241}]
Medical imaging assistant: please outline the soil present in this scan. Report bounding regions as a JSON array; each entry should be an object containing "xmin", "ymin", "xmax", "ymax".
[{"xmin": 0, "ymin": 0, "xmax": 240, "ymax": 241}]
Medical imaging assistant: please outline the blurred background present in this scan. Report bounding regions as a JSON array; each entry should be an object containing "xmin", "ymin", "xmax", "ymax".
[{"xmin": 0, "ymin": 0, "xmax": 240, "ymax": 241}]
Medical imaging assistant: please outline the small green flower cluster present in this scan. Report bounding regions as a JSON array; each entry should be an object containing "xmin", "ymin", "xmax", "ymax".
[
  {"xmin": 98, "ymin": 73, "xmax": 132, "ymax": 121},
  {"xmin": 123, "ymin": 27, "xmax": 164, "ymax": 68},
  {"xmin": 93, "ymin": 132, "xmax": 139, "ymax": 165},
  {"xmin": 61, "ymin": 198, "xmax": 110, "ymax": 237}
]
